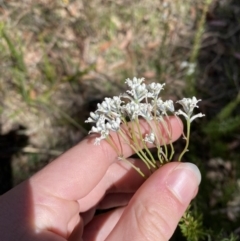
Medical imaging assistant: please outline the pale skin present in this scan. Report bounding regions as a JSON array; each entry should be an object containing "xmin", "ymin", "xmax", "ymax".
[{"xmin": 0, "ymin": 117, "xmax": 201, "ymax": 241}]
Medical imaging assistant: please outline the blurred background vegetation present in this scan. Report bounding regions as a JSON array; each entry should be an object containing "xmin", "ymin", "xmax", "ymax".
[{"xmin": 0, "ymin": 0, "xmax": 240, "ymax": 240}]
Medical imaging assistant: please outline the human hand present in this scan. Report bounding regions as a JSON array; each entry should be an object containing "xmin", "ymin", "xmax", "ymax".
[{"xmin": 0, "ymin": 117, "xmax": 201, "ymax": 241}]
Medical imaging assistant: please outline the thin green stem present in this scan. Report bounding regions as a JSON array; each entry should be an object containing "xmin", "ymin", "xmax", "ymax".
[
  {"xmin": 118, "ymin": 128, "xmax": 152, "ymax": 169},
  {"xmin": 160, "ymin": 116, "xmax": 175, "ymax": 161},
  {"xmin": 152, "ymin": 118, "xmax": 163, "ymax": 159},
  {"xmin": 151, "ymin": 98, "xmax": 168, "ymax": 163},
  {"xmin": 157, "ymin": 149, "xmax": 164, "ymax": 164},
  {"xmin": 136, "ymin": 118, "xmax": 156, "ymax": 165},
  {"xmin": 159, "ymin": 149, "xmax": 168, "ymax": 163},
  {"xmin": 158, "ymin": 117, "xmax": 169, "ymax": 159},
  {"xmin": 120, "ymin": 156, "xmax": 146, "ymax": 177},
  {"xmin": 165, "ymin": 119, "xmax": 175, "ymax": 160},
  {"xmin": 169, "ymin": 143, "xmax": 175, "ymax": 161},
  {"xmin": 178, "ymin": 119, "xmax": 191, "ymax": 162},
  {"xmin": 128, "ymin": 121, "xmax": 156, "ymax": 168},
  {"xmin": 106, "ymin": 135, "xmax": 121, "ymax": 155}
]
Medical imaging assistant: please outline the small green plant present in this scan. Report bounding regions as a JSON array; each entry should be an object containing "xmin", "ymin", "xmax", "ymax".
[
  {"xmin": 85, "ymin": 77, "xmax": 204, "ymax": 176},
  {"xmin": 179, "ymin": 206, "xmax": 239, "ymax": 241},
  {"xmin": 179, "ymin": 207, "xmax": 207, "ymax": 241}
]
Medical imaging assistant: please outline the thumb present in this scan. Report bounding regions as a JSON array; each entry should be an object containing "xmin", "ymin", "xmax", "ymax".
[{"xmin": 106, "ymin": 162, "xmax": 201, "ymax": 241}]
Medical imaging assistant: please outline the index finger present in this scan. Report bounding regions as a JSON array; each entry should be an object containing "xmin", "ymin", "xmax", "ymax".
[{"xmin": 31, "ymin": 116, "xmax": 183, "ymax": 201}]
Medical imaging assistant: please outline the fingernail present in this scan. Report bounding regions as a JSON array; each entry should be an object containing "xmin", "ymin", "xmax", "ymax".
[{"xmin": 166, "ymin": 163, "xmax": 201, "ymax": 204}]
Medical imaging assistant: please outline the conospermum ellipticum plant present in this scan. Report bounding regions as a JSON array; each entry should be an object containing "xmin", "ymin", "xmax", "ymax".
[{"xmin": 86, "ymin": 77, "xmax": 204, "ymax": 177}]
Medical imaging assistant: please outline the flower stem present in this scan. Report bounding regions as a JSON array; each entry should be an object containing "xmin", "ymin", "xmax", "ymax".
[
  {"xmin": 120, "ymin": 156, "xmax": 146, "ymax": 177},
  {"xmin": 136, "ymin": 118, "xmax": 156, "ymax": 165},
  {"xmin": 129, "ymin": 121, "xmax": 156, "ymax": 168},
  {"xmin": 118, "ymin": 129, "xmax": 153, "ymax": 169},
  {"xmin": 178, "ymin": 119, "xmax": 191, "ymax": 162}
]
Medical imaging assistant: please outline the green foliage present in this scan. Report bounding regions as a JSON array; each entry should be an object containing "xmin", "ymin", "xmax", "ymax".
[
  {"xmin": 179, "ymin": 207, "xmax": 239, "ymax": 241},
  {"xmin": 216, "ymin": 94, "xmax": 240, "ymax": 121},
  {"xmin": 179, "ymin": 207, "xmax": 207, "ymax": 241},
  {"xmin": 203, "ymin": 93, "xmax": 240, "ymax": 138},
  {"xmin": 0, "ymin": 24, "xmax": 31, "ymax": 103},
  {"xmin": 0, "ymin": 25, "xmax": 26, "ymax": 73},
  {"xmin": 186, "ymin": 0, "xmax": 214, "ymax": 96},
  {"xmin": 215, "ymin": 232, "xmax": 239, "ymax": 241},
  {"xmin": 42, "ymin": 54, "xmax": 57, "ymax": 83},
  {"xmin": 204, "ymin": 116, "xmax": 240, "ymax": 136}
]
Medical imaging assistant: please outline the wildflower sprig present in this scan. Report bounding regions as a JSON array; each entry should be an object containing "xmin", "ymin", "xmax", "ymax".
[{"xmin": 86, "ymin": 77, "xmax": 204, "ymax": 177}]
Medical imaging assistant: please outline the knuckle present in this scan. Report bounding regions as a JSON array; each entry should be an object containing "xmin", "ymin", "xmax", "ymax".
[{"xmin": 132, "ymin": 201, "xmax": 171, "ymax": 241}]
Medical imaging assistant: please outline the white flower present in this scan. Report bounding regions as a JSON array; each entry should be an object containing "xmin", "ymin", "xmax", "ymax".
[
  {"xmin": 175, "ymin": 109, "xmax": 189, "ymax": 120},
  {"xmin": 186, "ymin": 63, "xmax": 196, "ymax": 76},
  {"xmin": 125, "ymin": 77, "xmax": 156, "ymax": 102},
  {"xmin": 155, "ymin": 98, "xmax": 164, "ymax": 114},
  {"xmin": 138, "ymin": 103, "xmax": 153, "ymax": 120},
  {"xmin": 111, "ymin": 96, "xmax": 123, "ymax": 112},
  {"xmin": 176, "ymin": 109, "xmax": 205, "ymax": 123},
  {"xmin": 85, "ymin": 112, "xmax": 101, "ymax": 123},
  {"xmin": 180, "ymin": 61, "xmax": 189, "ymax": 69},
  {"xmin": 86, "ymin": 77, "xmax": 205, "ymax": 148},
  {"xmin": 180, "ymin": 61, "xmax": 196, "ymax": 76},
  {"xmin": 97, "ymin": 98, "xmax": 112, "ymax": 114},
  {"xmin": 124, "ymin": 101, "xmax": 140, "ymax": 120},
  {"xmin": 147, "ymin": 82, "xmax": 165, "ymax": 98},
  {"xmin": 89, "ymin": 117, "xmax": 109, "ymax": 144},
  {"xmin": 163, "ymin": 100, "xmax": 175, "ymax": 113},
  {"xmin": 96, "ymin": 97, "xmax": 121, "ymax": 120},
  {"xmin": 93, "ymin": 137, "xmax": 101, "ymax": 145},
  {"xmin": 89, "ymin": 118, "xmax": 107, "ymax": 134},
  {"xmin": 144, "ymin": 132, "xmax": 155, "ymax": 144},
  {"xmin": 126, "ymin": 83, "xmax": 149, "ymax": 102},
  {"xmin": 155, "ymin": 99, "xmax": 174, "ymax": 115},
  {"xmin": 125, "ymin": 77, "xmax": 145, "ymax": 88},
  {"xmin": 106, "ymin": 117, "xmax": 121, "ymax": 131},
  {"xmin": 177, "ymin": 97, "xmax": 201, "ymax": 116},
  {"xmin": 190, "ymin": 113, "xmax": 205, "ymax": 123}
]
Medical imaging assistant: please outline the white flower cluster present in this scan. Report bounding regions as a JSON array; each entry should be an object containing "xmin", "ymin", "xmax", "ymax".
[{"xmin": 86, "ymin": 77, "xmax": 204, "ymax": 145}]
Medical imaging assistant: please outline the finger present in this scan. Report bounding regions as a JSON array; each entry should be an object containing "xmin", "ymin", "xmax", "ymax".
[
  {"xmin": 83, "ymin": 207, "xmax": 125, "ymax": 241},
  {"xmin": 78, "ymin": 158, "xmax": 150, "ymax": 212},
  {"xmin": 29, "ymin": 117, "xmax": 182, "ymax": 237},
  {"xmin": 31, "ymin": 117, "xmax": 183, "ymax": 201},
  {"xmin": 105, "ymin": 162, "xmax": 201, "ymax": 241},
  {"xmin": 97, "ymin": 193, "xmax": 134, "ymax": 209},
  {"xmin": 29, "ymin": 158, "xmax": 146, "ymax": 237}
]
